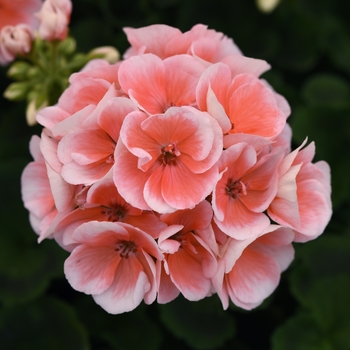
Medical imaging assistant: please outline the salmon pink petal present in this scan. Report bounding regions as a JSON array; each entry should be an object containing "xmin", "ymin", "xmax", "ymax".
[
  {"xmin": 159, "ymin": 161, "xmax": 219, "ymax": 210},
  {"xmin": 214, "ymin": 196, "xmax": 270, "ymax": 240},
  {"xmin": 196, "ymin": 63, "xmax": 231, "ymax": 112},
  {"xmin": 120, "ymin": 111, "xmax": 158, "ymax": 165},
  {"xmin": 226, "ymin": 248, "xmax": 280, "ymax": 309},
  {"xmin": 36, "ymin": 106, "xmax": 70, "ymax": 131},
  {"xmin": 229, "ymin": 78, "xmax": 284, "ymax": 138},
  {"xmin": 93, "ymin": 256, "xmax": 150, "ymax": 314},
  {"xmin": 167, "ymin": 247, "xmax": 212, "ymax": 301},
  {"xmin": 98, "ymin": 97, "xmax": 138, "ymax": 142},
  {"xmin": 157, "ymin": 260, "xmax": 180, "ymax": 304},
  {"xmin": 21, "ymin": 161, "xmax": 55, "ymax": 219},
  {"xmin": 113, "ymin": 144, "xmax": 152, "ymax": 211},
  {"xmin": 221, "ymin": 54, "xmax": 270, "ymax": 77},
  {"xmin": 119, "ymin": 54, "xmax": 166, "ymax": 114},
  {"xmin": 160, "ymin": 200, "xmax": 213, "ymax": 232},
  {"xmin": 163, "ymin": 55, "xmax": 206, "ymax": 107},
  {"xmin": 123, "ymin": 25, "xmax": 182, "ymax": 59},
  {"xmin": 64, "ymin": 244, "xmax": 121, "ymax": 295},
  {"xmin": 294, "ymin": 179, "xmax": 332, "ymax": 240},
  {"xmin": 143, "ymin": 165, "xmax": 176, "ymax": 213}
]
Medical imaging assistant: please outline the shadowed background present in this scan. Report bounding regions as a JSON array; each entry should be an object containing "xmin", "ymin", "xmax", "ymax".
[{"xmin": 1, "ymin": 0, "xmax": 350, "ymax": 349}]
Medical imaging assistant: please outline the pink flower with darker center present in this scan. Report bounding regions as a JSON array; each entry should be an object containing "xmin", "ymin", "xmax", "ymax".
[
  {"xmin": 64, "ymin": 221, "xmax": 163, "ymax": 314},
  {"xmin": 212, "ymin": 141, "xmax": 284, "ymax": 240},
  {"xmin": 114, "ymin": 106, "xmax": 223, "ymax": 213}
]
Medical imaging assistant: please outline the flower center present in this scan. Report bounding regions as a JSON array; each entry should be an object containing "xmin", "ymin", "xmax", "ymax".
[
  {"xmin": 101, "ymin": 205, "xmax": 127, "ymax": 222},
  {"xmin": 160, "ymin": 143, "xmax": 180, "ymax": 165},
  {"xmin": 115, "ymin": 240, "xmax": 137, "ymax": 259},
  {"xmin": 226, "ymin": 179, "xmax": 247, "ymax": 199}
]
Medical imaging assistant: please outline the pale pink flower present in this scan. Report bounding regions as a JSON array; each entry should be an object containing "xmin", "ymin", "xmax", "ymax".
[
  {"xmin": 123, "ymin": 24, "xmax": 241, "ymax": 62},
  {"xmin": 268, "ymin": 141, "xmax": 332, "ymax": 242},
  {"xmin": 114, "ymin": 106, "xmax": 223, "ymax": 213},
  {"xmin": 157, "ymin": 201, "xmax": 218, "ymax": 303},
  {"xmin": 21, "ymin": 135, "xmax": 57, "ymax": 236},
  {"xmin": 56, "ymin": 97, "xmax": 138, "ymax": 185},
  {"xmin": 118, "ymin": 53, "xmax": 206, "ymax": 115},
  {"xmin": 196, "ymin": 63, "xmax": 286, "ymax": 139},
  {"xmin": 0, "ymin": 0, "xmax": 41, "ymax": 29},
  {"xmin": 64, "ymin": 221, "xmax": 163, "ymax": 314},
  {"xmin": 213, "ymin": 225, "xmax": 294, "ymax": 310},
  {"xmin": 36, "ymin": 60, "xmax": 122, "ymax": 132},
  {"xmin": 0, "ymin": 24, "xmax": 33, "ymax": 64},
  {"xmin": 21, "ymin": 130, "xmax": 90, "ymax": 250},
  {"xmin": 212, "ymin": 142, "xmax": 284, "ymax": 240},
  {"xmin": 36, "ymin": 0, "xmax": 72, "ymax": 41}
]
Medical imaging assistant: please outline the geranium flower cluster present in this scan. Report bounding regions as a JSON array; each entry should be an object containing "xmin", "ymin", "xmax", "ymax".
[{"xmin": 21, "ymin": 24, "xmax": 332, "ymax": 314}]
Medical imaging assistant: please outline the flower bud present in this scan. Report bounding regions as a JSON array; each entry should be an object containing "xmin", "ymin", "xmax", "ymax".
[
  {"xmin": 58, "ymin": 36, "xmax": 76, "ymax": 55},
  {"xmin": 0, "ymin": 24, "xmax": 34, "ymax": 65},
  {"xmin": 7, "ymin": 61, "xmax": 32, "ymax": 80},
  {"xmin": 256, "ymin": 0, "xmax": 281, "ymax": 13},
  {"xmin": 88, "ymin": 46, "xmax": 120, "ymax": 64},
  {"xmin": 3, "ymin": 81, "xmax": 31, "ymax": 101},
  {"xmin": 36, "ymin": 0, "xmax": 72, "ymax": 41},
  {"xmin": 26, "ymin": 95, "xmax": 48, "ymax": 126}
]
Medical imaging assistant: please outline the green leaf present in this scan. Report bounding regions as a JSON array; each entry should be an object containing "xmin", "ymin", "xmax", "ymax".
[
  {"xmin": 271, "ymin": 313, "xmax": 333, "ymax": 350},
  {"xmin": 302, "ymin": 73, "xmax": 350, "ymax": 108},
  {"xmin": 0, "ymin": 297, "xmax": 90, "ymax": 350},
  {"xmin": 158, "ymin": 295, "xmax": 235, "ymax": 349},
  {"xmin": 75, "ymin": 298, "xmax": 162, "ymax": 350}
]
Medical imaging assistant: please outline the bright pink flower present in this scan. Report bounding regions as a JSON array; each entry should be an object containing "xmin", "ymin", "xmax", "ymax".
[
  {"xmin": 0, "ymin": 24, "xmax": 33, "ymax": 64},
  {"xmin": 118, "ymin": 53, "xmax": 206, "ymax": 115},
  {"xmin": 196, "ymin": 63, "xmax": 286, "ymax": 139},
  {"xmin": 64, "ymin": 221, "xmax": 163, "ymax": 314},
  {"xmin": 213, "ymin": 225, "xmax": 294, "ymax": 310},
  {"xmin": 36, "ymin": 0, "xmax": 72, "ymax": 41},
  {"xmin": 157, "ymin": 201, "xmax": 218, "ymax": 302},
  {"xmin": 0, "ymin": 0, "xmax": 41, "ymax": 29},
  {"xmin": 212, "ymin": 142, "xmax": 283, "ymax": 240},
  {"xmin": 268, "ymin": 141, "xmax": 332, "ymax": 242},
  {"xmin": 114, "ymin": 107, "xmax": 223, "ymax": 213}
]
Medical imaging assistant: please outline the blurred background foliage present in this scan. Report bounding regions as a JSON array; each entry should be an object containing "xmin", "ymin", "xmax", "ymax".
[{"xmin": 1, "ymin": 0, "xmax": 349, "ymax": 349}]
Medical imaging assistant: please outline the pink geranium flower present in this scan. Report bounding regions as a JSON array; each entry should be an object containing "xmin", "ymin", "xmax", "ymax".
[
  {"xmin": 268, "ymin": 141, "xmax": 332, "ymax": 242},
  {"xmin": 157, "ymin": 200, "xmax": 218, "ymax": 303},
  {"xmin": 56, "ymin": 97, "xmax": 138, "ymax": 185},
  {"xmin": 213, "ymin": 225, "xmax": 294, "ymax": 310},
  {"xmin": 21, "ymin": 135, "xmax": 57, "ymax": 236},
  {"xmin": 54, "ymin": 177, "xmax": 167, "ymax": 247},
  {"xmin": 64, "ymin": 221, "xmax": 163, "ymax": 314},
  {"xmin": 196, "ymin": 63, "xmax": 286, "ymax": 138},
  {"xmin": 123, "ymin": 24, "xmax": 241, "ymax": 62},
  {"xmin": 114, "ymin": 106, "xmax": 223, "ymax": 213},
  {"xmin": 212, "ymin": 142, "xmax": 284, "ymax": 240},
  {"xmin": 118, "ymin": 53, "xmax": 206, "ymax": 115}
]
